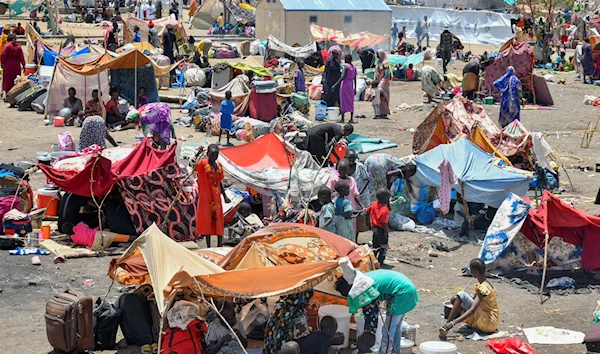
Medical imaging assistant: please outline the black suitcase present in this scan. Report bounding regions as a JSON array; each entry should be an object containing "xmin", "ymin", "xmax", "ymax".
[
  {"xmin": 16, "ymin": 84, "xmax": 46, "ymax": 111},
  {"xmin": 585, "ymin": 323, "xmax": 600, "ymax": 352},
  {"xmin": 93, "ymin": 297, "xmax": 121, "ymax": 350},
  {"xmin": 31, "ymin": 91, "xmax": 47, "ymax": 114},
  {"xmin": 118, "ymin": 293, "xmax": 155, "ymax": 346}
]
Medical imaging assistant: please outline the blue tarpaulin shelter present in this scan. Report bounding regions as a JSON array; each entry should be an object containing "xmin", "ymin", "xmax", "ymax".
[
  {"xmin": 412, "ymin": 139, "xmax": 530, "ymax": 208},
  {"xmin": 388, "ymin": 52, "xmax": 425, "ymax": 71},
  {"xmin": 43, "ymin": 47, "xmax": 90, "ymax": 66}
]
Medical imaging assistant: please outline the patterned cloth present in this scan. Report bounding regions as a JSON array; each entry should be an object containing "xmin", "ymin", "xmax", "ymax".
[
  {"xmin": 139, "ymin": 102, "xmax": 174, "ymax": 145},
  {"xmin": 334, "ymin": 197, "xmax": 354, "ymax": 240},
  {"xmin": 364, "ymin": 154, "xmax": 414, "ymax": 202},
  {"xmin": 195, "ymin": 159, "xmax": 224, "ymax": 236},
  {"xmin": 437, "ymin": 159, "xmax": 457, "ymax": 215},
  {"xmin": 264, "ymin": 290, "xmax": 313, "ymax": 354},
  {"xmin": 79, "ymin": 116, "xmax": 107, "ymax": 151},
  {"xmin": 84, "ymin": 99, "xmax": 103, "ymax": 118},
  {"xmin": 352, "ymin": 162, "xmax": 371, "ymax": 207},
  {"xmin": 118, "ymin": 162, "xmax": 198, "ymax": 241},
  {"xmin": 493, "ymin": 66, "xmax": 522, "ymax": 127}
]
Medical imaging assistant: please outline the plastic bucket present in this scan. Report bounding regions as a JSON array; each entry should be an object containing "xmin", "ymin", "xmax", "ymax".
[
  {"xmin": 435, "ymin": 58, "xmax": 443, "ymax": 67},
  {"xmin": 37, "ymin": 187, "xmax": 60, "ymax": 216},
  {"xmin": 53, "ymin": 116, "xmax": 65, "ymax": 127},
  {"xmin": 318, "ymin": 305, "xmax": 351, "ymax": 349},
  {"xmin": 315, "ymin": 100, "xmax": 327, "ymax": 120},
  {"xmin": 419, "ymin": 341, "xmax": 457, "ymax": 354},
  {"xmin": 24, "ymin": 64, "xmax": 37, "ymax": 75},
  {"xmin": 326, "ymin": 107, "xmax": 340, "ymax": 121}
]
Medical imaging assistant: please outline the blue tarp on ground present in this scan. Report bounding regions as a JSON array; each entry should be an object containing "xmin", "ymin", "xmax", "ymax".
[
  {"xmin": 43, "ymin": 47, "xmax": 90, "ymax": 66},
  {"xmin": 388, "ymin": 52, "xmax": 425, "ymax": 71},
  {"xmin": 412, "ymin": 138, "xmax": 530, "ymax": 208},
  {"xmin": 348, "ymin": 133, "xmax": 398, "ymax": 154}
]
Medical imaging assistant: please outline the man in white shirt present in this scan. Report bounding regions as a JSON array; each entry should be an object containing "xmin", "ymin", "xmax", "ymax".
[{"xmin": 421, "ymin": 16, "xmax": 430, "ymax": 47}]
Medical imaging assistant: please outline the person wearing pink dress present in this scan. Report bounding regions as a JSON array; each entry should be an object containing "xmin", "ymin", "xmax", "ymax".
[{"xmin": 334, "ymin": 54, "xmax": 357, "ymax": 124}]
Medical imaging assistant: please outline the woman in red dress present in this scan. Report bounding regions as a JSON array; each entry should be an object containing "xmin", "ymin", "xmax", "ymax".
[
  {"xmin": 195, "ymin": 144, "xmax": 230, "ymax": 247},
  {"xmin": 1, "ymin": 34, "xmax": 25, "ymax": 100}
]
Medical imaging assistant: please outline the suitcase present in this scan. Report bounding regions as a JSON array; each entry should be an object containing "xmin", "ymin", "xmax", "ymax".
[
  {"xmin": 45, "ymin": 289, "xmax": 94, "ymax": 353},
  {"xmin": 16, "ymin": 84, "xmax": 46, "ymax": 111},
  {"xmin": 6, "ymin": 79, "xmax": 35, "ymax": 105},
  {"xmin": 31, "ymin": 91, "xmax": 47, "ymax": 114},
  {"xmin": 585, "ymin": 323, "xmax": 600, "ymax": 352},
  {"xmin": 118, "ymin": 292, "xmax": 155, "ymax": 346},
  {"xmin": 215, "ymin": 49, "xmax": 236, "ymax": 59}
]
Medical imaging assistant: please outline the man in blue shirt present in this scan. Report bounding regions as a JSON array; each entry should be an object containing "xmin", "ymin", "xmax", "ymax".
[{"xmin": 391, "ymin": 23, "xmax": 399, "ymax": 49}]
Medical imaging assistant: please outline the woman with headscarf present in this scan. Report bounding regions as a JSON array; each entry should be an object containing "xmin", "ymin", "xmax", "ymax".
[
  {"xmin": 264, "ymin": 290, "xmax": 314, "ymax": 354},
  {"xmin": 334, "ymin": 54, "xmax": 357, "ymax": 123},
  {"xmin": 582, "ymin": 37, "xmax": 594, "ymax": 83},
  {"xmin": 364, "ymin": 153, "xmax": 416, "ymax": 202},
  {"xmin": 323, "ymin": 45, "xmax": 342, "ymax": 107},
  {"xmin": 421, "ymin": 65, "xmax": 446, "ymax": 103},
  {"xmin": 493, "ymin": 66, "xmax": 522, "ymax": 127},
  {"xmin": 374, "ymin": 49, "xmax": 392, "ymax": 119},
  {"xmin": 78, "ymin": 116, "xmax": 118, "ymax": 151},
  {"xmin": 1, "ymin": 34, "xmax": 24, "ymax": 98}
]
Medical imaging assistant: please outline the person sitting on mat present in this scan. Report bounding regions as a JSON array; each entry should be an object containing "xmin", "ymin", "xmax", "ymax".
[{"xmin": 440, "ymin": 257, "xmax": 499, "ymax": 338}]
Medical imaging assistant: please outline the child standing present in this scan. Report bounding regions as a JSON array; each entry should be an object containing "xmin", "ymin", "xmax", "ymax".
[
  {"xmin": 334, "ymin": 180, "xmax": 354, "ymax": 240},
  {"xmin": 327, "ymin": 158, "xmax": 365, "ymax": 238},
  {"xmin": 366, "ymin": 188, "xmax": 391, "ymax": 265},
  {"xmin": 133, "ymin": 25, "xmax": 141, "ymax": 42},
  {"xmin": 440, "ymin": 258, "xmax": 499, "ymax": 338},
  {"xmin": 219, "ymin": 90, "xmax": 234, "ymax": 146},
  {"xmin": 318, "ymin": 186, "xmax": 336, "ymax": 234},
  {"xmin": 369, "ymin": 80, "xmax": 381, "ymax": 118},
  {"xmin": 294, "ymin": 60, "xmax": 306, "ymax": 93},
  {"xmin": 406, "ymin": 63, "xmax": 415, "ymax": 81}
]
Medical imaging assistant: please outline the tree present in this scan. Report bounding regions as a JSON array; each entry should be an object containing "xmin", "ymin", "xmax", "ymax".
[{"xmin": 519, "ymin": 0, "xmax": 574, "ymax": 63}]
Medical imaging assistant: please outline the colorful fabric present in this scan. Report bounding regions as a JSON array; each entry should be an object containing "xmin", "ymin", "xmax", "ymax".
[
  {"xmin": 421, "ymin": 65, "xmax": 444, "ymax": 96},
  {"xmin": 195, "ymin": 159, "xmax": 224, "ymax": 236},
  {"xmin": 139, "ymin": 102, "xmax": 174, "ymax": 145},
  {"xmin": 340, "ymin": 63, "xmax": 356, "ymax": 113},
  {"xmin": 494, "ymin": 66, "xmax": 522, "ymax": 127},
  {"xmin": 264, "ymin": 290, "xmax": 313, "ymax": 354},
  {"xmin": 219, "ymin": 99, "xmax": 234, "ymax": 131},
  {"xmin": 364, "ymin": 154, "xmax": 414, "ymax": 202},
  {"xmin": 365, "ymin": 202, "xmax": 389, "ymax": 229},
  {"xmin": 465, "ymin": 282, "xmax": 499, "ymax": 332},
  {"xmin": 79, "ymin": 116, "xmax": 107, "ymax": 150},
  {"xmin": 1, "ymin": 41, "xmax": 25, "ymax": 92},
  {"xmin": 118, "ymin": 162, "xmax": 198, "ymax": 241},
  {"xmin": 351, "ymin": 162, "xmax": 371, "ymax": 207},
  {"xmin": 437, "ymin": 159, "xmax": 457, "ymax": 214},
  {"xmin": 84, "ymin": 99, "xmax": 103, "ymax": 118},
  {"xmin": 334, "ymin": 197, "xmax": 354, "ymax": 240},
  {"xmin": 484, "ymin": 41, "xmax": 534, "ymax": 92}
]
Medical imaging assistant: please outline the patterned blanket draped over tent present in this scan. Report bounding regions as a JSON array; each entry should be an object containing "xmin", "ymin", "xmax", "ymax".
[{"xmin": 484, "ymin": 41, "xmax": 535, "ymax": 93}]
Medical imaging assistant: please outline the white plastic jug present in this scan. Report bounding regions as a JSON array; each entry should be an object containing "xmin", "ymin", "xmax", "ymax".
[{"xmin": 318, "ymin": 305, "xmax": 351, "ymax": 349}]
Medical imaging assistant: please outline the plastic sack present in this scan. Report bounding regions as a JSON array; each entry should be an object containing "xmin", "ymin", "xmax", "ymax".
[
  {"xmin": 58, "ymin": 131, "xmax": 75, "ymax": 151},
  {"xmin": 308, "ymin": 84, "xmax": 323, "ymax": 101},
  {"xmin": 184, "ymin": 67, "xmax": 207, "ymax": 87},
  {"xmin": 389, "ymin": 213, "xmax": 416, "ymax": 232},
  {"xmin": 415, "ymin": 202, "xmax": 435, "ymax": 224},
  {"xmin": 355, "ymin": 78, "xmax": 367, "ymax": 101},
  {"xmin": 126, "ymin": 109, "xmax": 139, "ymax": 123},
  {"xmin": 486, "ymin": 338, "xmax": 538, "ymax": 354}
]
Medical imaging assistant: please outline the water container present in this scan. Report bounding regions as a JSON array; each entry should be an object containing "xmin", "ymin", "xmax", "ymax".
[
  {"xmin": 315, "ymin": 100, "xmax": 327, "ymax": 121},
  {"xmin": 24, "ymin": 64, "xmax": 37, "ymax": 75},
  {"xmin": 326, "ymin": 107, "xmax": 340, "ymax": 121},
  {"xmin": 419, "ymin": 341, "xmax": 457, "ymax": 354},
  {"xmin": 318, "ymin": 305, "xmax": 351, "ymax": 349},
  {"xmin": 435, "ymin": 58, "xmax": 443, "ymax": 67},
  {"xmin": 37, "ymin": 186, "xmax": 60, "ymax": 216}
]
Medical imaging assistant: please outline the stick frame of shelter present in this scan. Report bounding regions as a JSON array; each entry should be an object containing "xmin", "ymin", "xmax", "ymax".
[
  {"xmin": 134, "ymin": 49, "xmax": 138, "ymax": 108},
  {"xmin": 540, "ymin": 231, "xmax": 549, "ymax": 304}
]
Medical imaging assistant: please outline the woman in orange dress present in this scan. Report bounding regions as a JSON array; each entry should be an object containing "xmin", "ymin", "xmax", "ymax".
[{"xmin": 195, "ymin": 144, "xmax": 230, "ymax": 247}]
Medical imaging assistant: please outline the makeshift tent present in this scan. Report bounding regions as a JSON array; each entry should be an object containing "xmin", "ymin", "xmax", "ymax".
[
  {"xmin": 412, "ymin": 97, "xmax": 509, "ymax": 163},
  {"xmin": 266, "ymin": 35, "xmax": 317, "ymax": 60},
  {"xmin": 117, "ymin": 41, "xmax": 157, "ymax": 53},
  {"xmin": 218, "ymin": 222, "xmax": 378, "ymax": 304},
  {"xmin": 388, "ymin": 52, "xmax": 425, "ymax": 71},
  {"xmin": 492, "ymin": 120, "xmax": 555, "ymax": 171},
  {"xmin": 341, "ymin": 31, "xmax": 390, "ymax": 48},
  {"xmin": 218, "ymin": 133, "xmax": 331, "ymax": 199},
  {"xmin": 484, "ymin": 41, "xmax": 535, "ymax": 95},
  {"xmin": 310, "ymin": 24, "xmax": 347, "ymax": 42},
  {"xmin": 192, "ymin": 0, "xmax": 258, "ymax": 30},
  {"xmin": 209, "ymin": 76, "xmax": 251, "ymax": 115},
  {"xmin": 110, "ymin": 223, "xmax": 339, "ymax": 313},
  {"xmin": 46, "ymin": 49, "xmax": 178, "ymax": 114},
  {"xmin": 412, "ymin": 139, "xmax": 531, "ymax": 208}
]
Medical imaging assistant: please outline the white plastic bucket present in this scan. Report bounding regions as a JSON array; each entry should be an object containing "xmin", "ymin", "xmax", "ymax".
[
  {"xmin": 450, "ymin": 56, "xmax": 457, "ymax": 65},
  {"xmin": 326, "ymin": 107, "xmax": 340, "ymax": 122},
  {"xmin": 318, "ymin": 305, "xmax": 351, "ymax": 349},
  {"xmin": 435, "ymin": 58, "xmax": 442, "ymax": 67},
  {"xmin": 419, "ymin": 341, "xmax": 457, "ymax": 354}
]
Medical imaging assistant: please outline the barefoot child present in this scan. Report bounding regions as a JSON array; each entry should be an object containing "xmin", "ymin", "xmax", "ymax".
[
  {"xmin": 219, "ymin": 90, "xmax": 234, "ymax": 146},
  {"xmin": 334, "ymin": 180, "xmax": 354, "ymax": 240},
  {"xmin": 318, "ymin": 186, "xmax": 336, "ymax": 234},
  {"xmin": 440, "ymin": 258, "xmax": 499, "ymax": 338},
  {"xmin": 366, "ymin": 188, "xmax": 391, "ymax": 265}
]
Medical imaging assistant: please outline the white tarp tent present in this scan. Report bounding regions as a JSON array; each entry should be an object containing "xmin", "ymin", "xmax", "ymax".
[
  {"xmin": 266, "ymin": 35, "xmax": 317, "ymax": 59},
  {"xmin": 391, "ymin": 6, "xmax": 516, "ymax": 46}
]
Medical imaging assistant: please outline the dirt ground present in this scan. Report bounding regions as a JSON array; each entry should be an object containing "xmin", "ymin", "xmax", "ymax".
[{"xmin": 2, "ymin": 29, "xmax": 600, "ymax": 353}]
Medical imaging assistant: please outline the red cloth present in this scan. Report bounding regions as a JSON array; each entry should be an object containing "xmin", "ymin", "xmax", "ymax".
[
  {"xmin": 520, "ymin": 190, "xmax": 600, "ymax": 271},
  {"xmin": 105, "ymin": 99, "xmax": 119, "ymax": 114},
  {"xmin": 220, "ymin": 133, "xmax": 294, "ymax": 171},
  {"xmin": 12, "ymin": 26, "xmax": 24, "ymax": 35},
  {"xmin": 249, "ymin": 87, "xmax": 277, "ymax": 122},
  {"xmin": 321, "ymin": 49, "xmax": 328, "ymax": 63},
  {"xmin": 1, "ymin": 41, "xmax": 25, "ymax": 92},
  {"xmin": 39, "ymin": 139, "xmax": 176, "ymax": 197},
  {"xmin": 366, "ymin": 202, "xmax": 389, "ymax": 229},
  {"xmin": 486, "ymin": 338, "xmax": 537, "ymax": 354},
  {"xmin": 195, "ymin": 159, "xmax": 224, "ymax": 236}
]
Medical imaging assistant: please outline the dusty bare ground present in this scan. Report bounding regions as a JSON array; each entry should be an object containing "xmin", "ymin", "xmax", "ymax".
[{"xmin": 2, "ymin": 42, "xmax": 600, "ymax": 353}]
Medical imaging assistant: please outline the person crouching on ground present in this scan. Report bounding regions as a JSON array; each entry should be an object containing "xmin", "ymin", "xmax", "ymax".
[
  {"xmin": 297, "ymin": 315, "xmax": 343, "ymax": 353},
  {"xmin": 206, "ymin": 303, "xmax": 248, "ymax": 354},
  {"xmin": 219, "ymin": 90, "xmax": 234, "ymax": 146},
  {"xmin": 366, "ymin": 188, "xmax": 391, "ymax": 266},
  {"xmin": 440, "ymin": 258, "xmax": 499, "ymax": 338}
]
